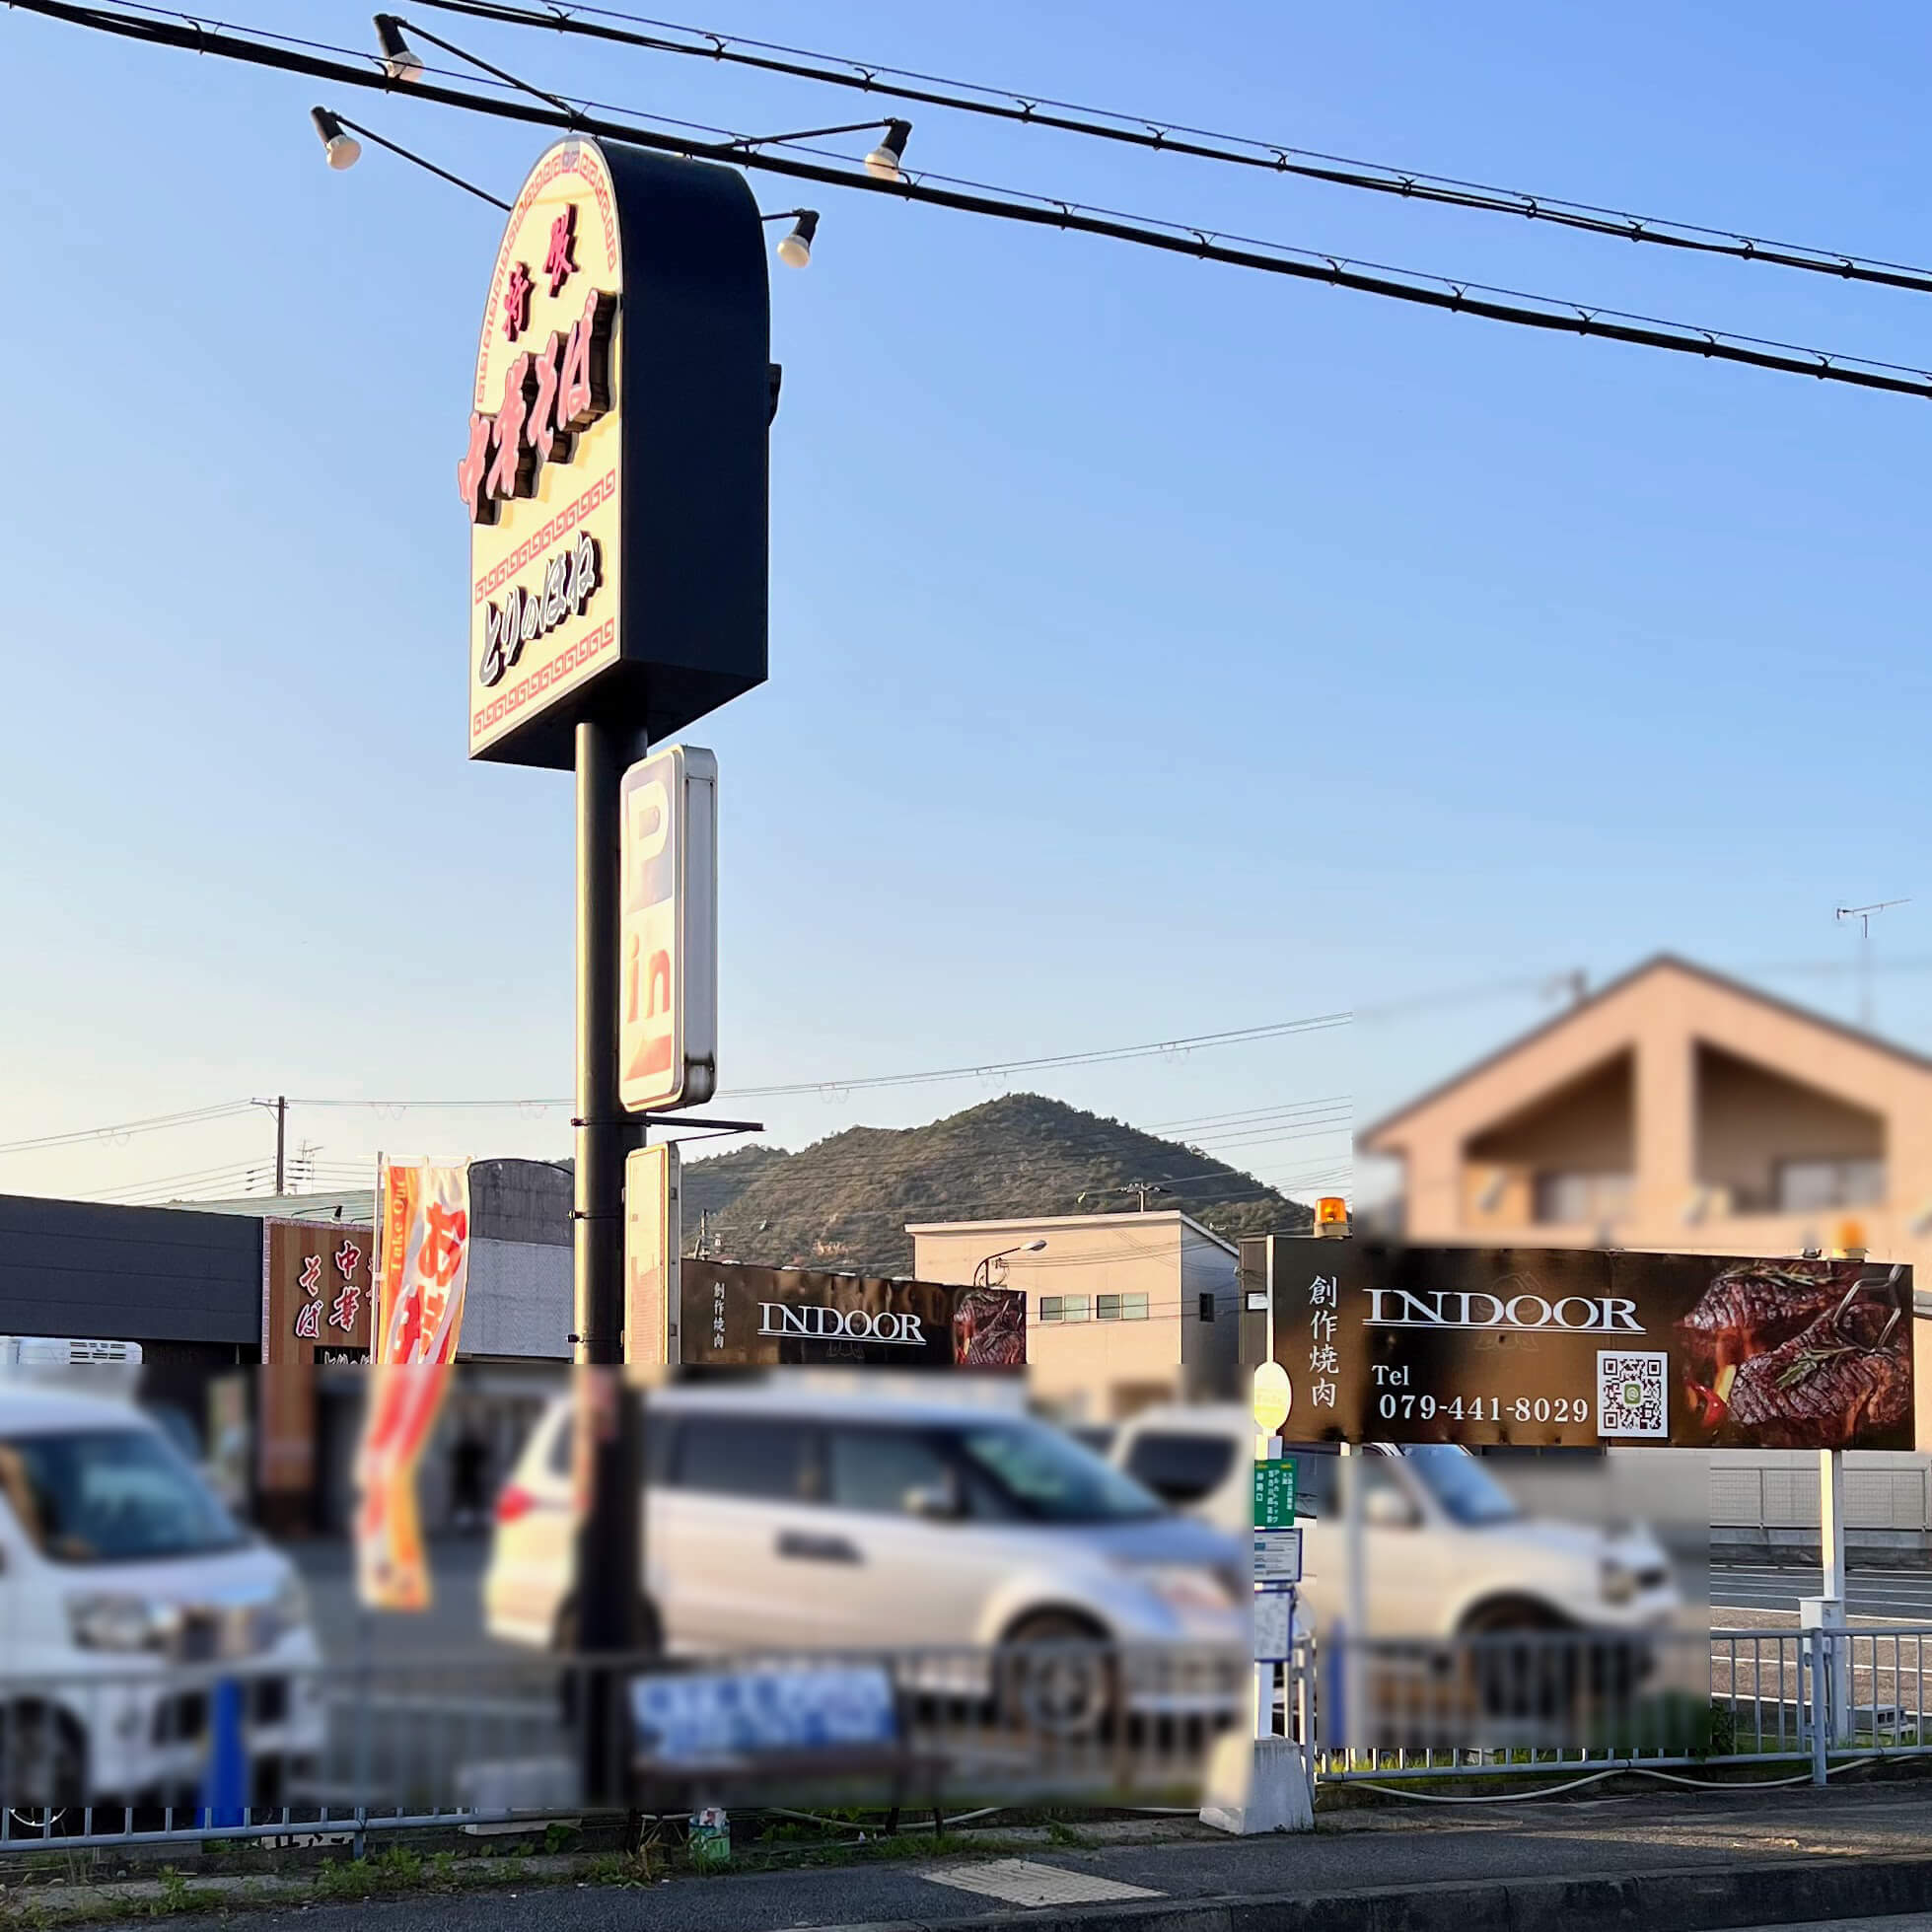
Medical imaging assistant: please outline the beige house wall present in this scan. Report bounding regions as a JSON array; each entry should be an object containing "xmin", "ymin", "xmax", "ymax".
[
  {"xmin": 1695, "ymin": 1044, "xmax": 1883, "ymax": 1208},
  {"xmin": 908, "ymin": 1211, "xmax": 1236, "ymax": 1422},
  {"xmin": 1369, "ymin": 958, "xmax": 1932, "ymax": 1271}
]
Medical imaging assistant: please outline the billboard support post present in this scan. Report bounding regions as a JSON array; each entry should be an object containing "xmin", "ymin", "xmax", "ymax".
[
  {"xmin": 1807, "ymin": 1447, "xmax": 1850, "ymax": 1747},
  {"xmin": 1820, "ymin": 1447, "xmax": 1846, "ymax": 1604},
  {"xmin": 572, "ymin": 715, "xmax": 646, "ymax": 1805}
]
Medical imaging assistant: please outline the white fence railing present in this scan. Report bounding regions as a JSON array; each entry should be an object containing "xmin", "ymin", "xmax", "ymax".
[
  {"xmin": 0, "ymin": 1642, "xmax": 1246, "ymax": 1853},
  {"xmin": 1295, "ymin": 1624, "xmax": 1932, "ymax": 1784},
  {"xmin": 2, "ymin": 1629, "xmax": 1923, "ymax": 1852}
]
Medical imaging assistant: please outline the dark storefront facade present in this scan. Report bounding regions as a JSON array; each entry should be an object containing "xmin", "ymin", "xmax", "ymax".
[{"xmin": 0, "ymin": 1191, "xmax": 262, "ymax": 1360}]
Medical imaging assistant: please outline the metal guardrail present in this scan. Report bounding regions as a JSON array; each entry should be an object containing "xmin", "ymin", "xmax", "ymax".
[
  {"xmin": 6, "ymin": 1628, "xmax": 1926, "ymax": 1849},
  {"xmin": 0, "ymin": 1642, "xmax": 1248, "ymax": 1852},
  {"xmin": 1299, "ymin": 1624, "xmax": 1932, "ymax": 1782}
]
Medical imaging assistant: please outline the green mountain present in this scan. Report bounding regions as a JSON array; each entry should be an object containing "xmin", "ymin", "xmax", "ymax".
[{"xmin": 681, "ymin": 1092, "xmax": 1315, "ymax": 1275}]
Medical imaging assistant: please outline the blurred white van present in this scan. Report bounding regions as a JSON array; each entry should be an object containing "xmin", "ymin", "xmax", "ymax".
[
  {"xmin": 1103, "ymin": 1403, "xmax": 1680, "ymax": 1641},
  {"xmin": 0, "ymin": 1385, "xmax": 324, "ymax": 1811},
  {"xmin": 485, "ymin": 1386, "xmax": 1253, "ymax": 1716}
]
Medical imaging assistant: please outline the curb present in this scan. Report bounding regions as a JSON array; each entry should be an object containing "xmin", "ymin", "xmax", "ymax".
[{"xmin": 810, "ymin": 1852, "xmax": 1932, "ymax": 1932}]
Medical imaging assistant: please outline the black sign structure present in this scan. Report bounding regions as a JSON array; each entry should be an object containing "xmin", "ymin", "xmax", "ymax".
[
  {"xmin": 681, "ymin": 1259, "xmax": 1026, "ymax": 1371},
  {"xmin": 465, "ymin": 140, "xmax": 769, "ymax": 770},
  {"xmin": 1244, "ymin": 1238, "xmax": 1914, "ymax": 1452}
]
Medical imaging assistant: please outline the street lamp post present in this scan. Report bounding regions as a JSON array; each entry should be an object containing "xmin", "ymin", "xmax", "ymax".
[{"xmin": 972, "ymin": 1239, "xmax": 1047, "ymax": 1287}]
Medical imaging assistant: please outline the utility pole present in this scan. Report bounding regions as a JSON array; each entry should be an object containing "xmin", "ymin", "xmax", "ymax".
[
  {"xmin": 274, "ymin": 1097, "xmax": 286, "ymax": 1194},
  {"xmin": 1835, "ymin": 899, "xmax": 1908, "ymax": 1030},
  {"xmin": 1080, "ymin": 1181, "xmax": 1170, "ymax": 1213}
]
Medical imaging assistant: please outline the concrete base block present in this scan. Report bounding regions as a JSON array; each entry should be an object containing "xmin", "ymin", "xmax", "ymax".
[{"xmin": 1198, "ymin": 1734, "xmax": 1314, "ymax": 1834}]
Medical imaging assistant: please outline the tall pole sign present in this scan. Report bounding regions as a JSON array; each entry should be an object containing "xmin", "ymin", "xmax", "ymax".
[
  {"xmin": 619, "ymin": 745, "xmax": 718, "ymax": 1113},
  {"xmin": 463, "ymin": 137, "xmax": 770, "ymax": 1795},
  {"xmin": 462, "ymin": 136, "xmax": 766, "ymax": 1365}
]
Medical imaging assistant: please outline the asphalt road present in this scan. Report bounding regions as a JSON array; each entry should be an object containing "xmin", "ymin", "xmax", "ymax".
[
  {"xmin": 1712, "ymin": 1563, "xmax": 1932, "ymax": 1622},
  {"xmin": 141, "ymin": 1783, "xmax": 1932, "ymax": 1932}
]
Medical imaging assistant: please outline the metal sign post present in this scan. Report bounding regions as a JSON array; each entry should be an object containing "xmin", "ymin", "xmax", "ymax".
[{"xmin": 571, "ymin": 716, "xmax": 644, "ymax": 1804}]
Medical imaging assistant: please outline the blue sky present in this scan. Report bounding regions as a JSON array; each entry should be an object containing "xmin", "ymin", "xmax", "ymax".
[{"xmin": 3, "ymin": 0, "xmax": 1930, "ymax": 1208}]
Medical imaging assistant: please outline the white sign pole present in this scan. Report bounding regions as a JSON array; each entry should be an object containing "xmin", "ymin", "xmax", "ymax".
[{"xmin": 1807, "ymin": 1447, "xmax": 1849, "ymax": 1745}]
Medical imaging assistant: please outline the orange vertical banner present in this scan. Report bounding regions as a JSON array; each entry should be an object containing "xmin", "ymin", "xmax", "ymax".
[{"xmin": 355, "ymin": 1161, "xmax": 471, "ymax": 1610}]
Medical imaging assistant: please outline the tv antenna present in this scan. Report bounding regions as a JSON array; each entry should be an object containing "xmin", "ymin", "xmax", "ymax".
[{"xmin": 1835, "ymin": 898, "xmax": 1909, "ymax": 1028}]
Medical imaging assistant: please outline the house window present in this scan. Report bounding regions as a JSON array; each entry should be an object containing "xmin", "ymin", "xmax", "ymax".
[
  {"xmin": 1532, "ymin": 1172, "xmax": 1633, "ymax": 1225},
  {"xmin": 1096, "ymin": 1293, "xmax": 1149, "ymax": 1322},
  {"xmin": 1198, "ymin": 1292, "xmax": 1216, "ymax": 1324},
  {"xmin": 1038, "ymin": 1296, "xmax": 1090, "ymax": 1324},
  {"xmin": 1776, "ymin": 1159, "xmax": 1885, "ymax": 1212}
]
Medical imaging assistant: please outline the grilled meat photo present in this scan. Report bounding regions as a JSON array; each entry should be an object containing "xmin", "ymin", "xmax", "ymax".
[
  {"xmin": 953, "ymin": 1287, "xmax": 1026, "ymax": 1369},
  {"xmin": 1677, "ymin": 1257, "xmax": 1851, "ymax": 1377},
  {"xmin": 1725, "ymin": 1292, "xmax": 1910, "ymax": 1447}
]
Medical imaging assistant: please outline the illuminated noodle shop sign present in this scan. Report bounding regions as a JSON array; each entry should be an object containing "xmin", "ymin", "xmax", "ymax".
[{"xmin": 463, "ymin": 139, "xmax": 770, "ymax": 769}]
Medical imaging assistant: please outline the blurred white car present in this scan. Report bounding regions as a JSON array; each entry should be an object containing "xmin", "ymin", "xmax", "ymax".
[
  {"xmin": 485, "ymin": 1388, "xmax": 1252, "ymax": 1701},
  {"xmin": 1105, "ymin": 1404, "xmax": 1681, "ymax": 1641},
  {"xmin": 0, "ymin": 1385, "xmax": 324, "ymax": 1810}
]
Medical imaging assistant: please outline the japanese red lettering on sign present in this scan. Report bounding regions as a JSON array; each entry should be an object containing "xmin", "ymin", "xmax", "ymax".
[
  {"xmin": 556, "ymin": 289, "xmax": 612, "ymax": 432},
  {"xmin": 461, "ymin": 285, "xmax": 613, "ymax": 525},
  {"xmin": 502, "ymin": 260, "xmax": 535, "ymax": 340},
  {"xmin": 299, "ymin": 1253, "xmax": 322, "ymax": 1293},
  {"xmin": 331, "ymin": 1285, "xmax": 363, "ymax": 1332},
  {"xmin": 528, "ymin": 332, "xmax": 566, "ymax": 469},
  {"xmin": 484, "ymin": 354, "xmax": 539, "ymax": 506},
  {"xmin": 294, "ymin": 1296, "xmax": 322, "ymax": 1340},
  {"xmin": 459, "ymin": 412, "xmax": 496, "ymax": 525},
  {"xmin": 543, "ymin": 203, "xmax": 578, "ymax": 297},
  {"xmin": 334, "ymin": 1241, "xmax": 363, "ymax": 1280}
]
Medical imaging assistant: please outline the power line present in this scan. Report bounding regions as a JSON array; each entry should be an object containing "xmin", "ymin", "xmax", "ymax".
[
  {"xmin": 1145, "ymin": 1095, "xmax": 1352, "ymax": 1133},
  {"xmin": 419, "ymin": 0, "xmax": 1932, "ymax": 302},
  {"xmin": 14, "ymin": 3, "xmax": 1932, "ymax": 403},
  {"xmin": 0, "ymin": 1101, "xmax": 255, "ymax": 1159},
  {"xmin": 288, "ymin": 1007, "xmax": 1353, "ymax": 1109}
]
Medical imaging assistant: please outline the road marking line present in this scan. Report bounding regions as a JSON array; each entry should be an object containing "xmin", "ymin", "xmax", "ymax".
[{"xmin": 923, "ymin": 1860, "xmax": 1164, "ymax": 1907}]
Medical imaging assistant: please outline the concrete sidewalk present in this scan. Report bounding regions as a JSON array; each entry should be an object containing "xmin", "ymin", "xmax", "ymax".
[{"xmin": 110, "ymin": 1775, "xmax": 1932, "ymax": 1932}]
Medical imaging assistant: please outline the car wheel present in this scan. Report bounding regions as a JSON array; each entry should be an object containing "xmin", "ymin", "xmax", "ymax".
[
  {"xmin": 998, "ymin": 1612, "xmax": 1116, "ymax": 1739},
  {"xmin": 1, "ymin": 1703, "xmax": 85, "ymax": 1833},
  {"xmin": 1460, "ymin": 1606, "xmax": 1576, "ymax": 1722}
]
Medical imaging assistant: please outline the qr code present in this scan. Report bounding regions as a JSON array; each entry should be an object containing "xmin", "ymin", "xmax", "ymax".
[{"xmin": 1596, "ymin": 1350, "xmax": 1668, "ymax": 1438}]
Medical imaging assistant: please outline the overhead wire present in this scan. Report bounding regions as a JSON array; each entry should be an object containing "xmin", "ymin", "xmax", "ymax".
[
  {"xmin": 289, "ymin": 1006, "xmax": 1354, "ymax": 1109},
  {"xmin": 0, "ymin": 1101, "xmax": 256, "ymax": 1158},
  {"xmin": 418, "ymin": 0, "xmax": 1932, "ymax": 300},
  {"xmin": 12, "ymin": 2, "xmax": 1932, "ymax": 401}
]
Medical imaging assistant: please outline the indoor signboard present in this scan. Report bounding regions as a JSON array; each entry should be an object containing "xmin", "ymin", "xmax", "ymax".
[
  {"xmin": 1244, "ymin": 1236, "xmax": 1914, "ymax": 1452},
  {"xmin": 681, "ymin": 1259, "xmax": 1027, "ymax": 1372}
]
